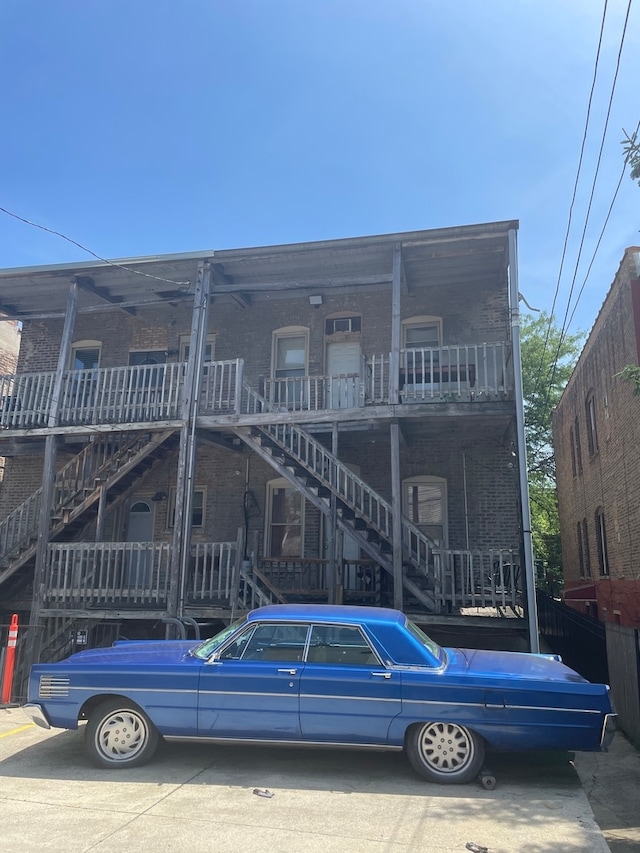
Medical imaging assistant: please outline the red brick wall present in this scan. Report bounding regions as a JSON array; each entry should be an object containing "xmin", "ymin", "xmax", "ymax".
[{"xmin": 553, "ymin": 249, "xmax": 640, "ymax": 627}]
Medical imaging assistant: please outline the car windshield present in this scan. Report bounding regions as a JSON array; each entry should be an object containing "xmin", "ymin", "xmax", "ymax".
[
  {"xmin": 189, "ymin": 619, "xmax": 246, "ymax": 660},
  {"xmin": 405, "ymin": 619, "xmax": 444, "ymax": 662}
]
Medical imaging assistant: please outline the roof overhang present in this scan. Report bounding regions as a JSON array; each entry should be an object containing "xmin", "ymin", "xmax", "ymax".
[{"xmin": 0, "ymin": 220, "xmax": 518, "ymax": 321}]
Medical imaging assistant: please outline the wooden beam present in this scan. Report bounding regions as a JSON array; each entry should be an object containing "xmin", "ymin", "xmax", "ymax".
[
  {"xmin": 389, "ymin": 245, "xmax": 402, "ymax": 404},
  {"xmin": 75, "ymin": 275, "xmax": 137, "ymax": 315},
  {"xmin": 390, "ymin": 421, "xmax": 403, "ymax": 612}
]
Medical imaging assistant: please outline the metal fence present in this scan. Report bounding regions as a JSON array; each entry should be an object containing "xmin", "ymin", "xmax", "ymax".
[{"xmin": 536, "ymin": 590, "xmax": 609, "ymax": 684}]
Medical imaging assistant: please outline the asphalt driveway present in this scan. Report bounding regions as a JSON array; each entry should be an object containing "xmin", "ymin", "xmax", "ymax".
[{"xmin": 0, "ymin": 706, "xmax": 611, "ymax": 852}]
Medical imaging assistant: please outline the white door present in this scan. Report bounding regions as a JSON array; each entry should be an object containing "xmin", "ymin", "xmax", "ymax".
[
  {"xmin": 326, "ymin": 341, "xmax": 361, "ymax": 408},
  {"xmin": 125, "ymin": 500, "xmax": 154, "ymax": 588}
]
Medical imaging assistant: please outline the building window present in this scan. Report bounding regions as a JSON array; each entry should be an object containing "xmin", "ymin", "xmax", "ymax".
[
  {"xmin": 71, "ymin": 341, "xmax": 101, "ymax": 370},
  {"xmin": 577, "ymin": 518, "xmax": 591, "ymax": 577},
  {"xmin": 180, "ymin": 334, "xmax": 216, "ymax": 363},
  {"xmin": 595, "ymin": 507, "xmax": 609, "ymax": 576},
  {"xmin": 168, "ymin": 487, "xmax": 206, "ymax": 529},
  {"xmin": 325, "ymin": 315, "xmax": 361, "ymax": 335},
  {"xmin": 582, "ymin": 518, "xmax": 591, "ymax": 577},
  {"xmin": 403, "ymin": 476, "xmax": 447, "ymax": 546},
  {"xmin": 271, "ymin": 327, "xmax": 309, "ymax": 408},
  {"xmin": 266, "ymin": 478, "xmax": 304, "ymax": 558},
  {"xmin": 586, "ymin": 393, "xmax": 599, "ymax": 456},
  {"xmin": 574, "ymin": 416, "xmax": 583, "ymax": 474},
  {"xmin": 402, "ymin": 317, "xmax": 442, "ymax": 350},
  {"xmin": 569, "ymin": 427, "xmax": 577, "ymax": 478}
]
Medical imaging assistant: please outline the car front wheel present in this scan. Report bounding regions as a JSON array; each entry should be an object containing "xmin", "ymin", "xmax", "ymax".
[
  {"xmin": 406, "ymin": 721, "xmax": 485, "ymax": 784},
  {"xmin": 85, "ymin": 699, "xmax": 159, "ymax": 768}
]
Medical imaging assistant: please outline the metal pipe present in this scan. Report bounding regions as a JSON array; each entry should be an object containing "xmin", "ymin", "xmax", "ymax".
[{"xmin": 508, "ymin": 229, "xmax": 540, "ymax": 652}]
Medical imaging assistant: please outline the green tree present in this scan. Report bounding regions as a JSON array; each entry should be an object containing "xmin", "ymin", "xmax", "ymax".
[
  {"xmin": 622, "ymin": 129, "xmax": 640, "ymax": 186},
  {"xmin": 520, "ymin": 313, "xmax": 584, "ymax": 588}
]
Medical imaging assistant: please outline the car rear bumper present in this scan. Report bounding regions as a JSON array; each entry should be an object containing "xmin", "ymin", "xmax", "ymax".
[
  {"xmin": 23, "ymin": 703, "xmax": 51, "ymax": 730},
  {"xmin": 600, "ymin": 713, "xmax": 617, "ymax": 749}
]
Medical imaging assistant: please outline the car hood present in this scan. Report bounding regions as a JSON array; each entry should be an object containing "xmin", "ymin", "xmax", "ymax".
[
  {"xmin": 54, "ymin": 640, "xmax": 197, "ymax": 667},
  {"xmin": 445, "ymin": 647, "xmax": 589, "ymax": 683}
]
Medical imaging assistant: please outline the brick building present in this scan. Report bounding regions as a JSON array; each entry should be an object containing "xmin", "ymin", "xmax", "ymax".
[
  {"xmin": 0, "ymin": 318, "xmax": 20, "ymax": 483},
  {"xmin": 552, "ymin": 247, "xmax": 640, "ymax": 626},
  {"xmin": 0, "ymin": 222, "xmax": 536, "ymax": 672}
]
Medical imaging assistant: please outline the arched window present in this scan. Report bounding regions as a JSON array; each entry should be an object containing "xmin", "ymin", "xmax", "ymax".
[
  {"xmin": 595, "ymin": 507, "xmax": 609, "ymax": 575},
  {"xmin": 585, "ymin": 392, "xmax": 599, "ymax": 455},
  {"xmin": 271, "ymin": 326, "xmax": 309, "ymax": 409},
  {"xmin": 70, "ymin": 340, "xmax": 101, "ymax": 370}
]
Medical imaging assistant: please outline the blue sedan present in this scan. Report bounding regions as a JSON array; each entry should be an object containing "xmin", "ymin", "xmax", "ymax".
[{"xmin": 23, "ymin": 605, "xmax": 616, "ymax": 784}]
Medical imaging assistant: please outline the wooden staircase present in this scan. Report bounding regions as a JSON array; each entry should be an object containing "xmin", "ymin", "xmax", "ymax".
[
  {"xmin": 0, "ymin": 430, "xmax": 179, "ymax": 595},
  {"xmin": 236, "ymin": 383, "xmax": 442, "ymax": 612}
]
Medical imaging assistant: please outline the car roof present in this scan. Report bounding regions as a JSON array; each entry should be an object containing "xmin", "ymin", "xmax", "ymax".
[{"xmin": 246, "ymin": 604, "xmax": 406, "ymax": 627}]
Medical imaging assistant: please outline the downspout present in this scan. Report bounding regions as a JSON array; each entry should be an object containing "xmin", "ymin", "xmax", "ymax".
[
  {"xmin": 462, "ymin": 451, "xmax": 470, "ymax": 551},
  {"xmin": 508, "ymin": 229, "xmax": 540, "ymax": 652}
]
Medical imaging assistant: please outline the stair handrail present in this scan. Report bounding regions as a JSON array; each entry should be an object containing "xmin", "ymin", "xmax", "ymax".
[
  {"xmin": 242, "ymin": 382, "xmax": 439, "ymax": 578},
  {"xmin": 0, "ymin": 432, "xmax": 156, "ymax": 563}
]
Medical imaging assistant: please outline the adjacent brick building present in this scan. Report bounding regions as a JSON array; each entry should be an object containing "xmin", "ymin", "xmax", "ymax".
[
  {"xmin": 552, "ymin": 248, "xmax": 640, "ymax": 627},
  {"xmin": 0, "ymin": 222, "xmax": 536, "ymax": 671}
]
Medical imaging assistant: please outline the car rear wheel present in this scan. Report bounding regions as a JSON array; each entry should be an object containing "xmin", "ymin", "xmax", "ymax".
[
  {"xmin": 85, "ymin": 699, "xmax": 159, "ymax": 768},
  {"xmin": 406, "ymin": 721, "xmax": 484, "ymax": 784}
]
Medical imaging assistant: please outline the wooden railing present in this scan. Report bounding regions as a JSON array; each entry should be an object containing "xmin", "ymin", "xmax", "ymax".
[
  {"xmin": 436, "ymin": 549, "xmax": 521, "ymax": 610},
  {"xmin": 0, "ymin": 343, "xmax": 511, "ymax": 430},
  {"xmin": 38, "ymin": 539, "xmax": 519, "ymax": 613},
  {"xmin": 400, "ymin": 342, "xmax": 510, "ymax": 401},
  {"xmin": 0, "ymin": 363, "xmax": 185, "ymax": 428},
  {"xmin": 44, "ymin": 542, "xmax": 172, "ymax": 607}
]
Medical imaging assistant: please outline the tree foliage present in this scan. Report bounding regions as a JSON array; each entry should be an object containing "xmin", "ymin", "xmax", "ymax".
[
  {"xmin": 622, "ymin": 129, "xmax": 640, "ymax": 186},
  {"xmin": 520, "ymin": 313, "xmax": 584, "ymax": 586}
]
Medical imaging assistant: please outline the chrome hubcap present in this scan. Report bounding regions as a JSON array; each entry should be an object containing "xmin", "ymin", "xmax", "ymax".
[
  {"xmin": 419, "ymin": 722, "xmax": 473, "ymax": 773},
  {"xmin": 96, "ymin": 710, "xmax": 147, "ymax": 762}
]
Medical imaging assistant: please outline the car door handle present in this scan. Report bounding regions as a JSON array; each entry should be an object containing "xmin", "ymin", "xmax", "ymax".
[
  {"xmin": 277, "ymin": 668, "xmax": 298, "ymax": 675},
  {"xmin": 371, "ymin": 671, "xmax": 391, "ymax": 679}
]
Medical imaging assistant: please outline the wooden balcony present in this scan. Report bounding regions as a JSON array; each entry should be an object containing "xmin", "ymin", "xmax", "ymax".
[
  {"xmin": 0, "ymin": 342, "xmax": 512, "ymax": 433},
  {"xmin": 39, "ymin": 539, "xmax": 520, "ymax": 615}
]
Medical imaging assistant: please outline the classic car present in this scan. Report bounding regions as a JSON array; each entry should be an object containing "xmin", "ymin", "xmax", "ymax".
[{"xmin": 23, "ymin": 604, "xmax": 616, "ymax": 784}]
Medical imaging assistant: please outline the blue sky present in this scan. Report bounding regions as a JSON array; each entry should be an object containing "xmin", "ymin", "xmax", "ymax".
[{"xmin": 0, "ymin": 0, "xmax": 638, "ymax": 334}]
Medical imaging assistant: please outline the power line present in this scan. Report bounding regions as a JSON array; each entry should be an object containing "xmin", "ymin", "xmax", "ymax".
[
  {"xmin": 531, "ymin": 0, "xmax": 610, "ymax": 402},
  {"xmin": 0, "ymin": 205, "xmax": 191, "ymax": 288},
  {"xmin": 537, "ymin": 0, "xmax": 633, "ymax": 417}
]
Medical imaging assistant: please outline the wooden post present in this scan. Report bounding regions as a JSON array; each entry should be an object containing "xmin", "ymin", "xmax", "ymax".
[
  {"xmin": 390, "ymin": 420, "xmax": 403, "ymax": 611},
  {"xmin": 389, "ymin": 245, "xmax": 402, "ymax": 405},
  {"xmin": 95, "ymin": 485, "xmax": 107, "ymax": 542},
  {"xmin": 326, "ymin": 422, "xmax": 339, "ymax": 604},
  {"xmin": 170, "ymin": 262, "xmax": 211, "ymax": 620},
  {"xmin": 28, "ymin": 281, "xmax": 77, "ymax": 666}
]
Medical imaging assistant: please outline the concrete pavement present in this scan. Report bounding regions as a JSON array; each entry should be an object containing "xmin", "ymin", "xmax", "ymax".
[{"xmin": 0, "ymin": 705, "xmax": 619, "ymax": 853}]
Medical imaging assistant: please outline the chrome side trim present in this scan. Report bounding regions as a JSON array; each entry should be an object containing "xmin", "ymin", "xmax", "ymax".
[
  {"xmin": 163, "ymin": 735, "xmax": 403, "ymax": 751},
  {"xmin": 22, "ymin": 704, "xmax": 51, "ymax": 730},
  {"xmin": 402, "ymin": 698, "xmax": 603, "ymax": 715},
  {"xmin": 39, "ymin": 676, "xmax": 70, "ymax": 699}
]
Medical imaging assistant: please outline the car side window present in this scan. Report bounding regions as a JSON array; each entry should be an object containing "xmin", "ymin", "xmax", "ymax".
[
  {"xmin": 217, "ymin": 625, "xmax": 256, "ymax": 660},
  {"xmin": 239, "ymin": 623, "xmax": 310, "ymax": 662},
  {"xmin": 306, "ymin": 624, "xmax": 379, "ymax": 666}
]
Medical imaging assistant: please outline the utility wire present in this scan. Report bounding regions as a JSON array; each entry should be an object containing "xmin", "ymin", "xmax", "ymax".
[
  {"xmin": 566, "ymin": 116, "xmax": 640, "ymax": 331},
  {"xmin": 556, "ymin": 0, "xmax": 633, "ymax": 342},
  {"xmin": 530, "ymin": 0, "xmax": 610, "ymax": 402},
  {"xmin": 538, "ymin": 0, "xmax": 633, "ymax": 415},
  {"xmin": 0, "ymin": 205, "xmax": 191, "ymax": 288}
]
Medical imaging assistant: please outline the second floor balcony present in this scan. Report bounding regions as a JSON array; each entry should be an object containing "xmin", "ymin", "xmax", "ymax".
[{"xmin": 0, "ymin": 341, "xmax": 513, "ymax": 432}]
